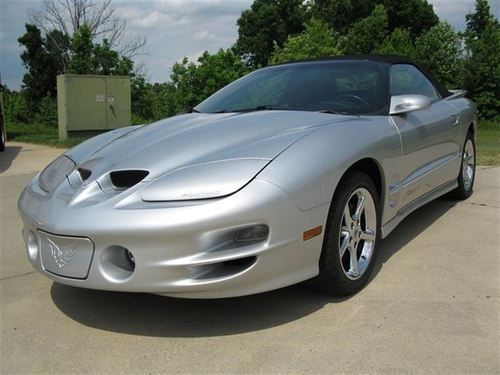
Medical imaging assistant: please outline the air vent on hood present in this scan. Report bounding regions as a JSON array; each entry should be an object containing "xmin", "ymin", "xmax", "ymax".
[
  {"xmin": 110, "ymin": 170, "xmax": 149, "ymax": 189},
  {"xmin": 77, "ymin": 168, "xmax": 92, "ymax": 181}
]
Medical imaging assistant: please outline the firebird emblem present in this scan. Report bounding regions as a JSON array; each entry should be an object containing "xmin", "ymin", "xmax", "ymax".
[{"xmin": 47, "ymin": 238, "xmax": 76, "ymax": 269}]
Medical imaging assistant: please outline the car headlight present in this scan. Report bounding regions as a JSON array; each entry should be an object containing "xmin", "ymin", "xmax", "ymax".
[
  {"xmin": 39, "ymin": 155, "xmax": 76, "ymax": 192},
  {"xmin": 141, "ymin": 159, "xmax": 270, "ymax": 202}
]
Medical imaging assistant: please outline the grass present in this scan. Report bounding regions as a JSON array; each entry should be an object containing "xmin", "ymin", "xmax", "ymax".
[
  {"xmin": 6, "ymin": 122, "xmax": 93, "ymax": 148},
  {"xmin": 5, "ymin": 119, "xmax": 500, "ymax": 165},
  {"xmin": 475, "ymin": 120, "xmax": 500, "ymax": 166}
]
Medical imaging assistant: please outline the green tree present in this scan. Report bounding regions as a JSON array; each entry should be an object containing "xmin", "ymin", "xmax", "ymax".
[
  {"xmin": 31, "ymin": 0, "xmax": 145, "ymax": 68},
  {"xmin": 310, "ymin": 0, "xmax": 376, "ymax": 34},
  {"xmin": 464, "ymin": 0, "xmax": 497, "ymax": 39},
  {"xmin": 462, "ymin": 0, "xmax": 500, "ymax": 119},
  {"xmin": 338, "ymin": 4, "xmax": 389, "ymax": 54},
  {"xmin": 381, "ymin": 0, "xmax": 438, "ymax": 38},
  {"xmin": 376, "ymin": 28, "xmax": 415, "ymax": 57},
  {"xmin": 68, "ymin": 24, "xmax": 134, "ymax": 76},
  {"xmin": 130, "ymin": 76, "xmax": 154, "ymax": 123},
  {"xmin": 414, "ymin": 23, "xmax": 463, "ymax": 88},
  {"xmin": 270, "ymin": 19, "xmax": 340, "ymax": 63},
  {"xmin": 311, "ymin": 0, "xmax": 438, "ymax": 38},
  {"xmin": 68, "ymin": 24, "xmax": 94, "ymax": 74},
  {"xmin": 171, "ymin": 49, "xmax": 249, "ymax": 110},
  {"xmin": 234, "ymin": 0, "xmax": 306, "ymax": 68},
  {"xmin": 152, "ymin": 82, "xmax": 178, "ymax": 120},
  {"xmin": 18, "ymin": 24, "xmax": 68, "ymax": 110}
]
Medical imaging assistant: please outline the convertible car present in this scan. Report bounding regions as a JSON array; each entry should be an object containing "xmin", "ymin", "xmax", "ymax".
[{"xmin": 18, "ymin": 56, "xmax": 477, "ymax": 298}]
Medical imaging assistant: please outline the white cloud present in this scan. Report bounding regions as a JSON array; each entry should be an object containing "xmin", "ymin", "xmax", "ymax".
[{"xmin": 193, "ymin": 30, "xmax": 211, "ymax": 40}]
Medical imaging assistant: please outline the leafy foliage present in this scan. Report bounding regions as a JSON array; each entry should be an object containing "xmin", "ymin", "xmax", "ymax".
[
  {"xmin": 380, "ymin": 0, "xmax": 439, "ymax": 37},
  {"xmin": 414, "ymin": 23, "xmax": 463, "ymax": 88},
  {"xmin": 234, "ymin": 0, "xmax": 306, "ymax": 68},
  {"xmin": 311, "ymin": 0, "xmax": 438, "ymax": 37},
  {"xmin": 68, "ymin": 24, "xmax": 133, "ymax": 76},
  {"xmin": 33, "ymin": 96, "xmax": 58, "ymax": 127},
  {"xmin": 270, "ymin": 19, "xmax": 340, "ymax": 64},
  {"xmin": 310, "ymin": 0, "xmax": 375, "ymax": 34},
  {"xmin": 18, "ymin": 24, "xmax": 68, "ymax": 110},
  {"xmin": 462, "ymin": 4, "xmax": 500, "ymax": 119},
  {"xmin": 375, "ymin": 28, "xmax": 415, "ymax": 57},
  {"xmin": 171, "ymin": 49, "xmax": 249, "ymax": 110},
  {"xmin": 338, "ymin": 5, "xmax": 389, "ymax": 54},
  {"xmin": 3, "ymin": 89, "xmax": 31, "ymax": 124}
]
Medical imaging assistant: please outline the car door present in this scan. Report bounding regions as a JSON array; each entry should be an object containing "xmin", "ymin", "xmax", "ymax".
[{"xmin": 390, "ymin": 64, "xmax": 461, "ymax": 211}]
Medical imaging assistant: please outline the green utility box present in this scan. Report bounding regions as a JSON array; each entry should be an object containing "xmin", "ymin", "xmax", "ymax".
[{"xmin": 57, "ymin": 74, "xmax": 131, "ymax": 140}]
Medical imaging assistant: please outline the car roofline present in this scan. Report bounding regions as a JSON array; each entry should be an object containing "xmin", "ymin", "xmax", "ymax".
[
  {"xmin": 266, "ymin": 54, "xmax": 451, "ymax": 98},
  {"xmin": 267, "ymin": 54, "xmax": 416, "ymax": 67}
]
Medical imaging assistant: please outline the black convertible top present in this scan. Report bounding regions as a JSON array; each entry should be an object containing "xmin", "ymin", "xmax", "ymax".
[{"xmin": 272, "ymin": 54, "xmax": 451, "ymax": 98}]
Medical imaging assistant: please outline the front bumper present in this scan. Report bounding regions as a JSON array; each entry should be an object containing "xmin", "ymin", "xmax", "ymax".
[{"xmin": 18, "ymin": 175, "xmax": 328, "ymax": 298}]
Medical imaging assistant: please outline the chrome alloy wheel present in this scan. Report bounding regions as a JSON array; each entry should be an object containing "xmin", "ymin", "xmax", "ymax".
[
  {"xmin": 462, "ymin": 139, "xmax": 475, "ymax": 191},
  {"xmin": 339, "ymin": 188, "xmax": 377, "ymax": 280}
]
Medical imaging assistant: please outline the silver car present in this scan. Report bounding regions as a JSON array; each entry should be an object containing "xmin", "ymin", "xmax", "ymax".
[{"xmin": 18, "ymin": 56, "xmax": 477, "ymax": 298}]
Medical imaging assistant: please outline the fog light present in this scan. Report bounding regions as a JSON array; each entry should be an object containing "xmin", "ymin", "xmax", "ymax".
[
  {"xmin": 126, "ymin": 249, "xmax": 135, "ymax": 267},
  {"xmin": 100, "ymin": 246, "xmax": 135, "ymax": 281},
  {"xmin": 234, "ymin": 224, "xmax": 269, "ymax": 243}
]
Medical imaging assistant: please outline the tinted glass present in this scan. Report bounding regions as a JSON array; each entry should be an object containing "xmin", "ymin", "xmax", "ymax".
[
  {"xmin": 390, "ymin": 64, "xmax": 440, "ymax": 100},
  {"xmin": 195, "ymin": 61, "xmax": 389, "ymax": 115}
]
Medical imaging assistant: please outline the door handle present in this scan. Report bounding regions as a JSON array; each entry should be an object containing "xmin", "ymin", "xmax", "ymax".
[{"xmin": 450, "ymin": 114, "xmax": 460, "ymax": 125}]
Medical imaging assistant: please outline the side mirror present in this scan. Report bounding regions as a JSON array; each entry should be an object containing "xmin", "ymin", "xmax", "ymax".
[{"xmin": 389, "ymin": 95, "xmax": 432, "ymax": 115}]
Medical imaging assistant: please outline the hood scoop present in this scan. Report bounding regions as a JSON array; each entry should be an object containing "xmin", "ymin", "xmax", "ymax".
[
  {"xmin": 78, "ymin": 168, "xmax": 92, "ymax": 181},
  {"xmin": 109, "ymin": 170, "xmax": 150, "ymax": 189},
  {"xmin": 67, "ymin": 168, "xmax": 150, "ymax": 207}
]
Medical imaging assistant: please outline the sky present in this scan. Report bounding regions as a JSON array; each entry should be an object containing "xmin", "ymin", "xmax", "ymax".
[{"xmin": 0, "ymin": 0, "xmax": 499, "ymax": 90}]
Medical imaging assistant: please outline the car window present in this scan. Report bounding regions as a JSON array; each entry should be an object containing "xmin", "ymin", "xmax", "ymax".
[
  {"xmin": 390, "ymin": 64, "xmax": 440, "ymax": 101},
  {"xmin": 195, "ymin": 61, "xmax": 388, "ymax": 115}
]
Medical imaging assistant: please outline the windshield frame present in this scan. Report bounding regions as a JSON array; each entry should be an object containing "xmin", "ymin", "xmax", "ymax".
[{"xmin": 194, "ymin": 60, "xmax": 391, "ymax": 116}]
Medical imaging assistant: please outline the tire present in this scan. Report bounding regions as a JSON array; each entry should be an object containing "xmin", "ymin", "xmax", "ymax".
[
  {"xmin": 449, "ymin": 131, "xmax": 476, "ymax": 200},
  {"xmin": 312, "ymin": 171, "xmax": 381, "ymax": 295}
]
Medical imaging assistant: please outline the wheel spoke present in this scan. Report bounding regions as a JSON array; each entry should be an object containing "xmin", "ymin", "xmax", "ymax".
[
  {"xmin": 360, "ymin": 227, "xmax": 376, "ymax": 241},
  {"xmin": 343, "ymin": 205, "xmax": 353, "ymax": 227},
  {"xmin": 353, "ymin": 194, "xmax": 366, "ymax": 221},
  {"xmin": 339, "ymin": 232, "xmax": 350, "ymax": 257},
  {"xmin": 349, "ymin": 246, "xmax": 360, "ymax": 276}
]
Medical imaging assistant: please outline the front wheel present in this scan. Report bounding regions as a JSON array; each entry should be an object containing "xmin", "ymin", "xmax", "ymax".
[
  {"xmin": 450, "ymin": 132, "xmax": 476, "ymax": 200},
  {"xmin": 312, "ymin": 171, "xmax": 380, "ymax": 295},
  {"xmin": 0, "ymin": 120, "xmax": 5, "ymax": 152}
]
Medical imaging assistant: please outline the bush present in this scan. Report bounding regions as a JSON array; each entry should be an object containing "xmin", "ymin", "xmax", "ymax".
[
  {"xmin": 3, "ymin": 91, "xmax": 31, "ymax": 124},
  {"xmin": 33, "ymin": 96, "xmax": 58, "ymax": 127}
]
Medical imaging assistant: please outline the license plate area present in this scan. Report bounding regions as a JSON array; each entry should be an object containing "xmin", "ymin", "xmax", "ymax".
[{"xmin": 38, "ymin": 231, "xmax": 94, "ymax": 279}]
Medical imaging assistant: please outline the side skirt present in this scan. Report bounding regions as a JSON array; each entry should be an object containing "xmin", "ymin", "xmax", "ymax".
[{"xmin": 381, "ymin": 179, "xmax": 458, "ymax": 238}]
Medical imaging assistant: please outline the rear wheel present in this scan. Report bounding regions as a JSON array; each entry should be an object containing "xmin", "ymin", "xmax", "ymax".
[
  {"xmin": 450, "ymin": 132, "xmax": 475, "ymax": 200},
  {"xmin": 313, "ymin": 171, "xmax": 380, "ymax": 295}
]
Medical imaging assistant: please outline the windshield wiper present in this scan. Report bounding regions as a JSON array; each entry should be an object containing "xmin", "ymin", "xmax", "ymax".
[
  {"xmin": 213, "ymin": 105, "xmax": 275, "ymax": 113},
  {"xmin": 318, "ymin": 109, "xmax": 349, "ymax": 115}
]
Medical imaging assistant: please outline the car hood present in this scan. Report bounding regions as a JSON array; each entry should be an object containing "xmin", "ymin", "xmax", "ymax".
[{"xmin": 66, "ymin": 111, "xmax": 341, "ymax": 181}]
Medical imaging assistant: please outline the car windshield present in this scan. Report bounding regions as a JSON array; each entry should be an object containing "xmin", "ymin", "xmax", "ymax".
[{"xmin": 195, "ymin": 60, "xmax": 389, "ymax": 115}]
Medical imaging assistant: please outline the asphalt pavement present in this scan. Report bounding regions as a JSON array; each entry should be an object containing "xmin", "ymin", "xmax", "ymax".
[{"xmin": 1, "ymin": 142, "xmax": 499, "ymax": 374}]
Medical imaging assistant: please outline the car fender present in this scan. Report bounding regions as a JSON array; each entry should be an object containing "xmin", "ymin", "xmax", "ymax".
[{"xmin": 257, "ymin": 116, "xmax": 401, "ymax": 217}]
